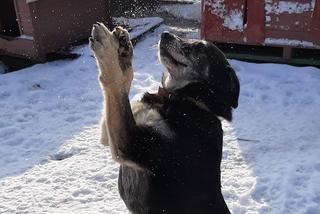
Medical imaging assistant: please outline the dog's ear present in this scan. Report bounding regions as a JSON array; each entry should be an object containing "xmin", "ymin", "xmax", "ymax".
[{"xmin": 225, "ymin": 66, "xmax": 240, "ymax": 109}]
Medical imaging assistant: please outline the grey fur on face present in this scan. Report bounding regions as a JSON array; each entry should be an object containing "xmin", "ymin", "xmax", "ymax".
[{"xmin": 159, "ymin": 32, "xmax": 211, "ymax": 91}]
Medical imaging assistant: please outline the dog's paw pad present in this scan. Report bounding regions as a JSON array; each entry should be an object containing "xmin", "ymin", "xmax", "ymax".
[
  {"xmin": 114, "ymin": 27, "xmax": 132, "ymax": 58},
  {"xmin": 114, "ymin": 27, "xmax": 129, "ymax": 41}
]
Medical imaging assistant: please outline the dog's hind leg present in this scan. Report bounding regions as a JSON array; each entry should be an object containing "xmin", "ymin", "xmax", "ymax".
[{"xmin": 90, "ymin": 23, "xmax": 139, "ymax": 168}]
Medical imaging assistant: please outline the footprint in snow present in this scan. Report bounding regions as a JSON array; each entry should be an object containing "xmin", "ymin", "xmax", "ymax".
[
  {"xmin": 4, "ymin": 137, "xmax": 25, "ymax": 147},
  {"xmin": 314, "ymin": 163, "xmax": 320, "ymax": 172},
  {"xmin": 72, "ymin": 189, "xmax": 93, "ymax": 197},
  {"xmin": 65, "ymin": 116, "xmax": 81, "ymax": 122}
]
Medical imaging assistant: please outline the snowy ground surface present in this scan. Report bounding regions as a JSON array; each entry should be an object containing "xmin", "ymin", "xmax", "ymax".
[
  {"xmin": 1, "ymin": 22, "xmax": 320, "ymax": 213},
  {"xmin": 159, "ymin": 1, "xmax": 201, "ymax": 22},
  {"xmin": 113, "ymin": 17, "xmax": 164, "ymax": 40}
]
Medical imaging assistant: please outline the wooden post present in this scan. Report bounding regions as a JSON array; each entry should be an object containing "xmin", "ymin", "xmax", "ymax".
[
  {"xmin": 201, "ymin": 0, "xmax": 223, "ymax": 41},
  {"xmin": 282, "ymin": 47, "xmax": 292, "ymax": 60}
]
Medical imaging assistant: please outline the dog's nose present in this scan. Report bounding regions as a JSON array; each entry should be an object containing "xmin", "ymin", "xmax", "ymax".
[{"xmin": 161, "ymin": 31, "xmax": 174, "ymax": 41}]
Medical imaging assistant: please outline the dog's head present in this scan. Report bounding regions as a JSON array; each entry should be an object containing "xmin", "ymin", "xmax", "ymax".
[{"xmin": 159, "ymin": 32, "xmax": 240, "ymax": 120}]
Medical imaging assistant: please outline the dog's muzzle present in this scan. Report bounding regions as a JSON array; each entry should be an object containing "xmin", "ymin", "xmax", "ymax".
[
  {"xmin": 161, "ymin": 31, "xmax": 176, "ymax": 42},
  {"xmin": 159, "ymin": 32, "xmax": 188, "ymax": 68}
]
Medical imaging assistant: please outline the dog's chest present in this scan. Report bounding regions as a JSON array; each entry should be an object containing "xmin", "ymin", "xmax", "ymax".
[
  {"xmin": 131, "ymin": 100, "xmax": 174, "ymax": 139},
  {"xmin": 136, "ymin": 93, "xmax": 222, "ymax": 141}
]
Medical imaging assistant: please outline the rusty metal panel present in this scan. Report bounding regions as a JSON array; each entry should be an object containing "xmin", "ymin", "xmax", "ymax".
[
  {"xmin": 28, "ymin": 0, "xmax": 111, "ymax": 57},
  {"xmin": 202, "ymin": 0, "xmax": 246, "ymax": 43},
  {"xmin": 202, "ymin": 0, "xmax": 320, "ymax": 48},
  {"xmin": 265, "ymin": 14, "xmax": 311, "ymax": 32},
  {"xmin": 1, "ymin": 0, "xmax": 111, "ymax": 60},
  {"xmin": 244, "ymin": 0, "xmax": 265, "ymax": 44}
]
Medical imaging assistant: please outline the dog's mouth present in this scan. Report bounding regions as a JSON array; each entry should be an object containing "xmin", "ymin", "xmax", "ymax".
[
  {"xmin": 160, "ymin": 47, "xmax": 188, "ymax": 68},
  {"xmin": 159, "ymin": 32, "xmax": 188, "ymax": 68}
]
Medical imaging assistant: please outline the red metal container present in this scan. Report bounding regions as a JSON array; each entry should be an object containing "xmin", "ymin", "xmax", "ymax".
[
  {"xmin": 0, "ymin": 0, "xmax": 111, "ymax": 61},
  {"xmin": 0, "ymin": 0, "xmax": 158, "ymax": 61},
  {"xmin": 201, "ymin": 0, "xmax": 320, "ymax": 51}
]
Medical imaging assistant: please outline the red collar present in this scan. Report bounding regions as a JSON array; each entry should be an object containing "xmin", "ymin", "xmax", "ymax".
[{"xmin": 157, "ymin": 87, "xmax": 167, "ymax": 97}]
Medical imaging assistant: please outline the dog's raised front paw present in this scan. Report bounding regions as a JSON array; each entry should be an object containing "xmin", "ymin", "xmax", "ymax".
[
  {"xmin": 89, "ymin": 22, "xmax": 114, "ymax": 57},
  {"xmin": 90, "ymin": 23, "xmax": 133, "ymax": 92},
  {"xmin": 113, "ymin": 27, "xmax": 133, "ymax": 58}
]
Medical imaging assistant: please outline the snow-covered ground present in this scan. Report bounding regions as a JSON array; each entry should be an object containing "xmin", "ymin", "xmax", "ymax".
[
  {"xmin": 1, "ymin": 22, "xmax": 320, "ymax": 214},
  {"xmin": 159, "ymin": 1, "xmax": 201, "ymax": 22},
  {"xmin": 225, "ymin": 61, "xmax": 320, "ymax": 213}
]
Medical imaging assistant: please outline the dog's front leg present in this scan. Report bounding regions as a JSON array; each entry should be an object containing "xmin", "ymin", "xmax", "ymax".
[{"xmin": 90, "ymin": 23, "xmax": 138, "ymax": 167}]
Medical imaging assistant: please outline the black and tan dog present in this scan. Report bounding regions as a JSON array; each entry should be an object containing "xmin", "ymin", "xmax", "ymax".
[{"xmin": 90, "ymin": 23, "xmax": 239, "ymax": 214}]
